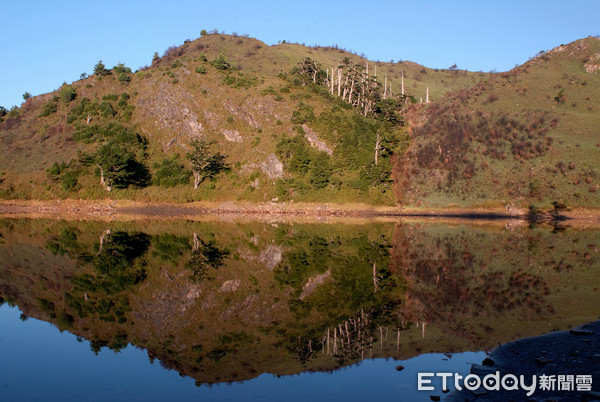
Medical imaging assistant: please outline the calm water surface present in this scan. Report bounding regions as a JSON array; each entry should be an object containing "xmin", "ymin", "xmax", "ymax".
[{"xmin": 0, "ymin": 218, "xmax": 598, "ymax": 401}]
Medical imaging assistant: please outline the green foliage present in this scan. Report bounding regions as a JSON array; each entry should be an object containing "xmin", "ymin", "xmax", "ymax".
[
  {"xmin": 309, "ymin": 153, "xmax": 332, "ymax": 189},
  {"xmin": 47, "ymin": 161, "xmax": 80, "ymax": 191},
  {"xmin": 102, "ymin": 94, "xmax": 119, "ymax": 101},
  {"xmin": 554, "ymin": 89, "xmax": 566, "ymax": 105},
  {"xmin": 186, "ymin": 140, "xmax": 229, "ymax": 187},
  {"xmin": 67, "ymin": 231, "xmax": 149, "ymax": 325},
  {"xmin": 72, "ymin": 122, "xmax": 150, "ymax": 190},
  {"xmin": 60, "ymin": 85, "xmax": 77, "ymax": 104},
  {"xmin": 118, "ymin": 73, "xmax": 131, "ymax": 82},
  {"xmin": 200, "ymin": 29, "xmax": 208, "ymax": 36},
  {"xmin": 39, "ymin": 97, "xmax": 59, "ymax": 117},
  {"xmin": 94, "ymin": 142, "xmax": 150, "ymax": 189},
  {"xmin": 67, "ymin": 97, "xmax": 91, "ymax": 123},
  {"xmin": 210, "ymin": 54, "xmax": 231, "ymax": 70},
  {"xmin": 186, "ymin": 237, "xmax": 229, "ymax": 280},
  {"xmin": 290, "ymin": 102, "xmax": 315, "ymax": 124},
  {"xmin": 113, "ymin": 63, "xmax": 132, "ymax": 75},
  {"xmin": 94, "ymin": 60, "xmax": 111, "ymax": 76},
  {"xmin": 197, "ymin": 53, "xmax": 207, "ymax": 62},
  {"xmin": 195, "ymin": 65, "xmax": 207, "ymax": 74},
  {"xmin": 22, "ymin": 92, "xmax": 31, "ymax": 100},
  {"xmin": 99, "ymin": 101, "xmax": 116, "ymax": 117},
  {"xmin": 152, "ymin": 155, "xmax": 191, "ymax": 187},
  {"xmin": 276, "ymin": 136, "xmax": 313, "ymax": 174},
  {"xmin": 73, "ymin": 122, "xmax": 145, "ymax": 147},
  {"xmin": 151, "ymin": 234, "xmax": 190, "ymax": 264},
  {"xmin": 46, "ymin": 228, "xmax": 83, "ymax": 257},
  {"xmin": 222, "ymin": 73, "xmax": 259, "ymax": 89}
]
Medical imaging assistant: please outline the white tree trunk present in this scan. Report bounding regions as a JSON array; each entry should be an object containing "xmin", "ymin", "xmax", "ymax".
[
  {"xmin": 426, "ymin": 87, "xmax": 429, "ymax": 103},
  {"xmin": 401, "ymin": 70, "xmax": 404, "ymax": 95},
  {"xmin": 193, "ymin": 232, "xmax": 200, "ymax": 251},
  {"xmin": 374, "ymin": 133, "xmax": 381, "ymax": 165},
  {"xmin": 193, "ymin": 171, "xmax": 201, "ymax": 189},
  {"xmin": 383, "ymin": 75, "xmax": 387, "ymax": 99},
  {"xmin": 331, "ymin": 68, "xmax": 335, "ymax": 94},
  {"xmin": 96, "ymin": 164, "xmax": 111, "ymax": 191}
]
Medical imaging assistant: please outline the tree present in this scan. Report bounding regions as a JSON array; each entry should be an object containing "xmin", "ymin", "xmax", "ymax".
[
  {"xmin": 60, "ymin": 85, "xmax": 77, "ymax": 103},
  {"xmin": 186, "ymin": 140, "xmax": 228, "ymax": 189},
  {"xmin": 94, "ymin": 142, "xmax": 149, "ymax": 191},
  {"xmin": 210, "ymin": 54, "xmax": 231, "ymax": 70},
  {"xmin": 22, "ymin": 92, "xmax": 31, "ymax": 100},
  {"xmin": 200, "ymin": 29, "xmax": 208, "ymax": 36},
  {"xmin": 94, "ymin": 60, "xmax": 110, "ymax": 76}
]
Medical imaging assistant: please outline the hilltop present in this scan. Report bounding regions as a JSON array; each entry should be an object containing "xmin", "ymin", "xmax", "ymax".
[{"xmin": 0, "ymin": 33, "xmax": 598, "ymax": 209}]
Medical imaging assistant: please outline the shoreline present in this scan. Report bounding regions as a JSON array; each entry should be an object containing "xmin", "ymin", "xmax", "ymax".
[{"xmin": 0, "ymin": 199, "xmax": 599, "ymax": 225}]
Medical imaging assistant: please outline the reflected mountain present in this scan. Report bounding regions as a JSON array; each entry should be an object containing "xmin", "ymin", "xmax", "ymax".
[{"xmin": 0, "ymin": 218, "xmax": 598, "ymax": 385}]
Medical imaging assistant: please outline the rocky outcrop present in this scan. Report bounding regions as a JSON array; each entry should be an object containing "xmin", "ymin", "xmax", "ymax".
[
  {"xmin": 302, "ymin": 124, "xmax": 333, "ymax": 155},
  {"xmin": 260, "ymin": 153, "xmax": 284, "ymax": 179}
]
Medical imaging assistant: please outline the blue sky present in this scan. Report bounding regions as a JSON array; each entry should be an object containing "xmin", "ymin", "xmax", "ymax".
[{"xmin": 1, "ymin": 0, "xmax": 598, "ymax": 108}]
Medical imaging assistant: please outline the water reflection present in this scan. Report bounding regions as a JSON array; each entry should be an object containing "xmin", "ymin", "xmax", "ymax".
[{"xmin": 0, "ymin": 218, "xmax": 598, "ymax": 387}]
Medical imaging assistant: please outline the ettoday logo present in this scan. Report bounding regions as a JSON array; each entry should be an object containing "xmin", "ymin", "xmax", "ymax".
[{"xmin": 418, "ymin": 372, "xmax": 593, "ymax": 396}]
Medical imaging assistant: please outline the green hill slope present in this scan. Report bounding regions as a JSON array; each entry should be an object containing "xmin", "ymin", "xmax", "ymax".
[
  {"xmin": 0, "ymin": 33, "xmax": 598, "ymax": 208},
  {"xmin": 401, "ymin": 37, "xmax": 600, "ymax": 208}
]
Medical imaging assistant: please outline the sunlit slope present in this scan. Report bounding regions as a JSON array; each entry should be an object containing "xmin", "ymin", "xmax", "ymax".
[{"xmin": 402, "ymin": 37, "xmax": 600, "ymax": 208}]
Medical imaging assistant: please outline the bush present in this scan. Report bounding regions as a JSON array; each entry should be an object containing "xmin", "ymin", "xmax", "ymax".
[
  {"xmin": 99, "ymin": 102, "xmax": 116, "ymax": 117},
  {"xmin": 195, "ymin": 65, "xmax": 207, "ymax": 74},
  {"xmin": 152, "ymin": 155, "xmax": 191, "ymax": 187},
  {"xmin": 118, "ymin": 73, "xmax": 131, "ymax": 82},
  {"xmin": 39, "ymin": 97, "xmax": 59, "ymax": 117},
  {"xmin": 211, "ymin": 54, "xmax": 231, "ymax": 70},
  {"xmin": 60, "ymin": 85, "xmax": 77, "ymax": 104},
  {"xmin": 113, "ymin": 63, "xmax": 132, "ymax": 74}
]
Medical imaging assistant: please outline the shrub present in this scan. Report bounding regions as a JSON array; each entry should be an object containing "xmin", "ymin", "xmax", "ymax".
[
  {"xmin": 99, "ymin": 102, "xmax": 116, "ymax": 117},
  {"xmin": 113, "ymin": 63, "xmax": 132, "ymax": 74},
  {"xmin": 60, "ymin": 85, "xmax": 77, "ymax": 104},
  {"xmin": 39, "ymin": 97, "xmax": 59, "ymax": 117},
  {"xmin": 152, "ymin": 155, "xmax": 191, "ymax": 187},
  {"xmin": 211, "ymin": 54, "xmax": 231, "ymax": 70},
  {"xmin": 118, "ymin": 73, "xmax": 131, "ymax": 82},
  {"xmin": 195, "ymin": 65, "xmax": 207, "ymax": 74}
]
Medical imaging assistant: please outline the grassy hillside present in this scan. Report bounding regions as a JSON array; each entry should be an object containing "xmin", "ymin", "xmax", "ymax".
[
  {"xmin": 402, "ymin": 37, "xmax": 600, "ymax": 208},
  {"xmin": 0, "ymin": 33, "xmax": 598, "ymax": 208}
]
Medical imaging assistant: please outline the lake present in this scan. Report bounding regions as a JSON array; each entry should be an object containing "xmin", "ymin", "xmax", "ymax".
[{"xmin": 0, "ymin": 217, "xmax": 598, "ymax": 401}]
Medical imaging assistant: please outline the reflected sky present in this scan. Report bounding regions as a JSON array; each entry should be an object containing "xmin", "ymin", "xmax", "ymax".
[{"xmin": 0, "ymin": 304, "xmax": 483, "ymax": 401}]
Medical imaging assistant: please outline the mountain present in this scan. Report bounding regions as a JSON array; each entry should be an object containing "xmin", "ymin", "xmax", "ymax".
[{"xmin": 0, "ymin": 33, "xmax": 598, "ymax": 209}]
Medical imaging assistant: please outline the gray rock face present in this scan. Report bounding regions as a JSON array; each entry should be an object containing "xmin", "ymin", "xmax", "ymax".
[
  {"xmin": 260, "ymin": 153, "xmax": 284, "ymax": 179},
  {"xmin": 302, "ymin": 124, "xmax": 333, "ymax": 155},
  {"xmin": 221, "ymin": 129, "xmax": 243, "ymax": 142}
]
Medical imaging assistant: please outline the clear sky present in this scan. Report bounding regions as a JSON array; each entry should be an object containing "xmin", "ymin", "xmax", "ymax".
[{"xmin": 1, "ymin": 0, "xmax": 598, "ymax": 108}]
